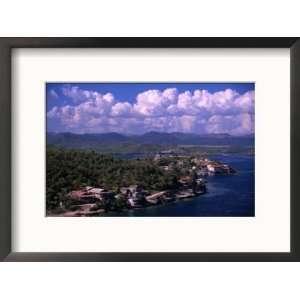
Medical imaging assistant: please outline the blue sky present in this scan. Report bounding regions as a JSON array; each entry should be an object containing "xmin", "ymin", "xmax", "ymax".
[
  {"xmin": 47, "ymin": 82, "xmax": 254, "ymax": 111},
  {"xmin": 46, "ymin": 82, "xmax": 255, "ymax": 135}
]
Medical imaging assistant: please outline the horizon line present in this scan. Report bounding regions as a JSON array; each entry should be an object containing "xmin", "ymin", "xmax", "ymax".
[{"xmin": 46, "ymin": 131, "xmax": 255, "ymax": 137}]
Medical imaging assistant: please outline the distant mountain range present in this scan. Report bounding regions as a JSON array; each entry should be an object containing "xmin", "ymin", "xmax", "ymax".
[{"xmin": 47, "ymin": 131, "xmax": 254, "ymax": 151}]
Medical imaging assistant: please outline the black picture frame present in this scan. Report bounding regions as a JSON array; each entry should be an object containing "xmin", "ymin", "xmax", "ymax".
[{"xmin": 0, "ymin": 37, "xmax": 299, "ymax": 262}]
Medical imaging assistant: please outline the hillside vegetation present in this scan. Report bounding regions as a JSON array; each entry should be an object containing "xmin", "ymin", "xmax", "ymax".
[
  {"xmin": 47, "ymin": 131, "xmax": 254, "ymax": 154},
  {"xmin": 46, "ymin": 147, "xmax": 179, "ymax": 210}
]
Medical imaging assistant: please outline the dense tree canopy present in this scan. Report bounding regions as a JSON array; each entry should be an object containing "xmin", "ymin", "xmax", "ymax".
[{"xmin": 46, "ymin": 147, "xmax": 180, "ymax": 210}]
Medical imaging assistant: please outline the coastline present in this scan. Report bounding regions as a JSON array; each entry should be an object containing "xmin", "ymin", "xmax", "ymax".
[
  {"xmin": 47, "ymin": 188, "xmax": 207, "ymax": 217},
  {"xmin": 105, "ymin": 154, "xmax": 254, "ymax": 217},
  {"xmin": 46, "ymin": 150, "xmax": 240, "ymax": 217}
]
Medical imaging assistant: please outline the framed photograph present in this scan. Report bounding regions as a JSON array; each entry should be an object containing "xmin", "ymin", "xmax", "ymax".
[{"xmin": 0, "ymin": 38, "xmax": 299, "ymax": 261}]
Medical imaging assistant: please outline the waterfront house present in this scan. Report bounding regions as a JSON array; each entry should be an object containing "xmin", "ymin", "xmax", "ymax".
[
  {"xmin": 120, "ymin": 185, "xmax": 146, "ymax": 207},
  {"xmin": 207, "ymin": 164, "xmax": 216, "ymax": 173},
  {"xmin": 68, "ymin": 186, "xmax": 113, "ymax": 203},
  {"xmin": 146, "ymin": 191, "xmax": 166, "ymax": 204},
  {"xmin": 207, "ymin": 163, "xmax": 234, "ymax": 175}
]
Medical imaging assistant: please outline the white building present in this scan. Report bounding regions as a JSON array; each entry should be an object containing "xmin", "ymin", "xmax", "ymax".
[{"xmin": 207, "ymin": 164, "xmax": 215, "ymax": 173}]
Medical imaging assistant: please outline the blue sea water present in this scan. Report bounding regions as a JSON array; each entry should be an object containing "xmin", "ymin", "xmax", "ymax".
[{"xmin": 113, "ymin": 154, "xmax": 255, "ymax": 217}]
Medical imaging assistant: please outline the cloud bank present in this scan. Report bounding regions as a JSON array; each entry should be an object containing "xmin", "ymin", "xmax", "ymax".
[{"xmin": 47, "ymin": 85, "xmax": 254, "ymax": 135}]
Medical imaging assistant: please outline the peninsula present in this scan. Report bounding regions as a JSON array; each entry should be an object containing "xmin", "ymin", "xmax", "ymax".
[{"xmin": 46, "ymin": 148, "xmax": 236, "ymax": 217}]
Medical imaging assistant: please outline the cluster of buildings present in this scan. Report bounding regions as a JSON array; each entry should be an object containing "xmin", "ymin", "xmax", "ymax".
[
  {"xmin": 157, "ymin": 155, "xmax": 236, "ymax": 176},
  {"xmin": 64, "ymin": 170, "xmax": 208, "ymax": 213},
  {"xmin": 65, "ymin": 184, "xmax": 170, "ymax": 214},
  {"xmin": 191, "ymin": 157, "xmax": 236, "ymax": 176},
  {"xmin": 68, "ymin": 186, "xmax": 114, "ymax": 203},
  {"xmin": 62, "ymin": 176, "xmax": 207, "ymax": 216},
  {"xmin": 67, "ymin": 185, "xmax": 146, "ymax": 208},
  {"xmin": 56, "ymin": 154, "xmax": 235, "ymax": 216}
]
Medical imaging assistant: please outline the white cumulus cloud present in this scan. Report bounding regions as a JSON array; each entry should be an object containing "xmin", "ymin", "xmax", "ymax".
[{"xmin": 47, "ymin": 85, "xmax": 255, "ymax": 135}]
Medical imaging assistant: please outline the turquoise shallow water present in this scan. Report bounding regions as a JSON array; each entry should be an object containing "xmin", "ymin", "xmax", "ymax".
[{"xmin": 108, "ymin": 154, "xmax": 255, "ymax": 217}]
